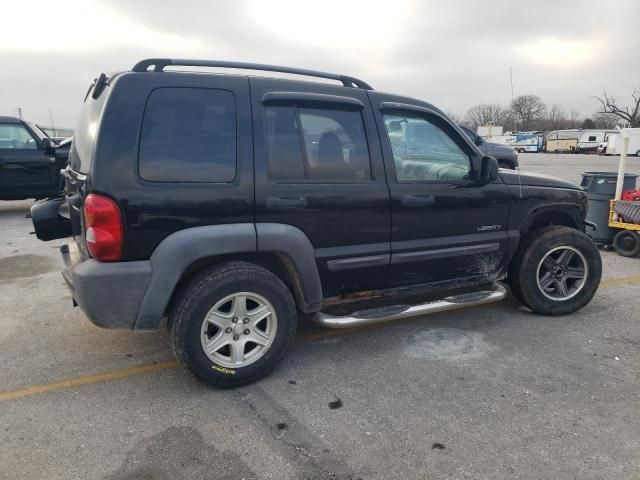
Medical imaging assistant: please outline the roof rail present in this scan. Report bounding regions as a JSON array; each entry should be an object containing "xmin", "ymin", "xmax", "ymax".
[{"xmin": 131, "ymin": 58, "xmax": 373, "ymax": 90}]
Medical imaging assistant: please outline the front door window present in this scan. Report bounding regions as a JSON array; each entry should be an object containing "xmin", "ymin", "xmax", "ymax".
[
  {"xmin": 382, "ymin": 113, "xmax": 471, "ymax": 182},
  {"xmin": 0, "ymin": 124, "xmax": 38, "ymax": 150}
]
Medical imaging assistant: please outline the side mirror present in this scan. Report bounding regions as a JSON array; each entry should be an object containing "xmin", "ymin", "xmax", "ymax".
[
  {"xmin": 42, "ymin": 137, "xmax": 55, "ymax": 154},
  {"xmin": 479, "ymin": 156, "xmax": 499, "ymax": 183},
  {"xmin": 475, "ymin": 136, "xmax": 483, "ymax": 146}
]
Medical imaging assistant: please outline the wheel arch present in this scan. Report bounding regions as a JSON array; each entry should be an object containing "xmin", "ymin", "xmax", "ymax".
[
  {"xmin": 134, "ymin": 223, "xmax": 322, "ymax": 330},
  {"xmin": 521, "ymin": 205, "xmax": 584, "ymax": 236},
  {"xmin": 169, "ymin": 251, "xmax": 315, "ymax": 319}
]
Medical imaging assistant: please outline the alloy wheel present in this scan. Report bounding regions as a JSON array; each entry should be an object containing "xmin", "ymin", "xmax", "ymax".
[
  {"xmin": 200, "ymin": 292, "xmax": 277, "ymax": 368},
  {"xmin": 536, "ymin": 246, "xmax": 588, "ymax": 301}
]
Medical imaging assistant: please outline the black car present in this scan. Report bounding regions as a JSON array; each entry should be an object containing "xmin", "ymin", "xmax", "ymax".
[
  {"xmin": 459, "ymin": 124, "xmax": 519, "ymax": 170},
  {"xmin": 0, "ymin": 116, "xmax": 70, "ymax": 200},
  {"xmin": 32, "ymin": 59, "xmax": 601, "ymax": 387}
]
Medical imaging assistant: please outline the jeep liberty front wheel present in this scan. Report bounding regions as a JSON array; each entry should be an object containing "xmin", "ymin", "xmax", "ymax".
[
  {"xmin": 169, "ymin": 261, "xmax": 297, "ymax": 387},
  {"xmin": 508, "ymin": 226, "xmax": 601, "ymax": 316}
]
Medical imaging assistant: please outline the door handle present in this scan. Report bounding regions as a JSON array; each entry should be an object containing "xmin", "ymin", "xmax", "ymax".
[
  {"xmin": 266, "ymin": 196, "xmax": 308, "ymax": 210},
  {"xmin": 401, "ymin": 194, "xmax": 435, "ymax": 207}
]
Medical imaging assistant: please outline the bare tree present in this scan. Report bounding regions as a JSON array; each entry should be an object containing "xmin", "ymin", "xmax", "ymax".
[
  {"xmin": 510, "ymin": 95, "xmax": 546, "ymax": 130},
  {"xmin": 568, "ymin": 110, "xmax": 581, "ymax": 129},
  {"xmin": 592, "ymin": 112, "xmax": 620, "ymax": 129},
  {"xmin": 445, "ymin": 111, "xmax": 462, "ymax": 124},
  {"xmin": 593, "ymin": 87, "xmax": 640, "ymax": 127},
  {"xmin": 546, "ymin": 104, "xmax": 567, "ymax": 129},
  {"xmin": 463, "ymin": 103, "xmax": 512, "ymax": 129}
]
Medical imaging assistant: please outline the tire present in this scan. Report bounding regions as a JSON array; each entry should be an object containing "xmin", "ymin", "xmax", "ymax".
[
  {"xmin": 168, "ymin": 261, "xmax": 297, "ymax": 388},
  {"xmin": 507, "ymin": 225, "xmax": 557, "ymax": 309},
  {"xmin": 509, "ymin": 227, "xmax": 601, "ymax": 316},
  {"xmin": 612, "ymin": 230, "xmax": 640, "ymax": 257}
]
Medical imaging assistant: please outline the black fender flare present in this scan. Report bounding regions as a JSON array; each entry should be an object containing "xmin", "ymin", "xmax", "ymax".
[
  {"xmin": 256, "ymin": 223, "xmax": 323, "ymax": 314},
  {"xmin": 134, "ymin": 223, "xmax": 322, "ymax": 329},
  {"xmin": 521, "ymin": 203, "xmax": 585, "ymax": 233}
]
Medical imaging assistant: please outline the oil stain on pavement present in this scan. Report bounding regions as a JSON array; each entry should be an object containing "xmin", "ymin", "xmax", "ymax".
[
  {"xmin": 105, "ymin": 426, "xmax": 257, "ymax": 480},
  {"xmin": 0, "ymin": 254, "xmax": 54, "ymax": 281},
  {"xmin": 404, "ymin": 328, "xmax": 494, "ymax": 361}
]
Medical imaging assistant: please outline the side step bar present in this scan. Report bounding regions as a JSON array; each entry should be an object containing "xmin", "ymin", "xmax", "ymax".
[{"xmin": 314, "ymin": 284, "xmax": 507, "ymax": 329}]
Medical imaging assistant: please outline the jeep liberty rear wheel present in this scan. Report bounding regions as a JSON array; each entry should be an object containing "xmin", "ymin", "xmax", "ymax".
[
  {"xmin": 508, "ymin": 226, "xmax": 601, "ymax": 316},
  {"xmin": 169, "ymin": 261, "xmax": 297, "ymax": 387}
]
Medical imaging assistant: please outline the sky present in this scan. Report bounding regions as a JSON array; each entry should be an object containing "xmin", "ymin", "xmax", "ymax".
[{"xmin": 1, "ymin": 0, "xmax": 639, "ymax": 128}]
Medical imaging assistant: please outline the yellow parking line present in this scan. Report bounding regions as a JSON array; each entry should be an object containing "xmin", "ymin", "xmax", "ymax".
[
  {"xmin": 2, "ymin": 274, "xmax": 640, "ymax": 402},
  {"xmin": 600, "ymin": 274, "xmax": 640, "ymax": 289},
  {"xmin": 0, "ymin": 360, "xmax": 178, "ymax": 402}
]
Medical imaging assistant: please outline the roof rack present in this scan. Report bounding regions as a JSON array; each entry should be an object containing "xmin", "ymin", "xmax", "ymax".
[{"xmin": 131, "ymin": 58, "xmax": 373, "ymax": 90}]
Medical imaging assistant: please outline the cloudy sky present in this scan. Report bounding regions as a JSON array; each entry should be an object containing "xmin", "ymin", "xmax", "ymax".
[{"xmin": 1, "ymin": 0, "xmax": 638, "ymax": 128}]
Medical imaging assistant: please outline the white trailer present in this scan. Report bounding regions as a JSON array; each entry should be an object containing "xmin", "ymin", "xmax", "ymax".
[
  {"xmin": 507, "ymin": 133, "xmax": 543, "ymax": 152},
  {"xmin": 603, "ymin": 128, "xmax": 640, "ymax": 156},
  {"xmin": 484, "ymin": 133, "xmax": 542, "ymax": 152},
  {"xmin": 477, "ymin": 125, "xmax": 504, "ymax": 139},
  {"xmin": 576, "ymin": 130, "xmax": 617, "ymax": 153},
  {"xmin": 599, "ymin": 132, "xmax": 618, "ymax": 155}
]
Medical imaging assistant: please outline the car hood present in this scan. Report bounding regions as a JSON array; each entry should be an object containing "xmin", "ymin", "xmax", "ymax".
[
  {"xmin": 487, "ymin": 142, "xmax": 514, "ymax": 153},
  {"xmin": 499, "ymin": 169, "xmax": 582, "ymax": 190}
]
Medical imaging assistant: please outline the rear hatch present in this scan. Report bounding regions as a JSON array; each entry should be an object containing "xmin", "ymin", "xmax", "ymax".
[{"xmin": 31, "ymin": 75, "xmax": 111, "ymax": 257}]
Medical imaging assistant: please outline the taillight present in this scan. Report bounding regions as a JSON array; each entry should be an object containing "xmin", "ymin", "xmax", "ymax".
[{"xmin": 83, "ymin": 193, "xmax": 123, "ymax": 261}]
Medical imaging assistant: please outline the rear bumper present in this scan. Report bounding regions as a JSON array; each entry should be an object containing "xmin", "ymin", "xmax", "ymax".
[{"xmin": 61, "ymin": 243, "xmax": 152, "ymax": 329}]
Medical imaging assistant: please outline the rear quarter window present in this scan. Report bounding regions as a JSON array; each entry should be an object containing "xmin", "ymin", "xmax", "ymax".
[
  {"xmin": 70, "ymin": 91, "xmax": 108, "ymax": 173},
  {"xmin": 138, "ymin": 87, "xmax": 236, "ymax": 183}
]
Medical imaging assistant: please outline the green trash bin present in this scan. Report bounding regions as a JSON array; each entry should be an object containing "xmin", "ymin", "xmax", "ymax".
[{"xmin": 581, "ymin": 172, "xmax": 638, "ymax": 243}]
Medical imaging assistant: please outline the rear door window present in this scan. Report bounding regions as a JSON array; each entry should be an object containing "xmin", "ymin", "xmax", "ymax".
[
  {"xmin": 139, "ymin": 87, "xmax": 237, "ymax": 183},
  {"xmin": 265, "ymin": 106, "xmax": 371, "ymax": 182}
]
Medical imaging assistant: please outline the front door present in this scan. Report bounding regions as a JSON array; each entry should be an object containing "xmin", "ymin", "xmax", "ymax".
[
  {"xmin": 0, "ymin": 122, "xmax": 51, "ymax": 190},
  {"xmin": 252, "ymin": 78, "xmax": 391, "ymax": 298},
  {"xmin": 370, "ymin": 94, "xmax": 512, "ymax": 288}
]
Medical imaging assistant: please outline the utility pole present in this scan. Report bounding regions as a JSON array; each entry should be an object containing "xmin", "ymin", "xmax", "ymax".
[
  {"xmin": 509, "ymin": 66, "xmax": 514, "ymax": 102},
  {"xmin": 48, "ymin": 107, "xmax": 57, "ymax": 137},
  {"xmin": 16, "ymin": 107, "xmax": 23, "ymax": 119},
  {"xmin": 509, "ymin": 66, "xmax": 515, "ymax": 131}
]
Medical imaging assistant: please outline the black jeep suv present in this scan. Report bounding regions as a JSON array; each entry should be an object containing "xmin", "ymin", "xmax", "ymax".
[
  {"xmin": 0, "ymin": 116, "xmax": 70, "ymax": 200},
  {"xmin": 32, "ymin": 59, "xmax": 601, "ymax": 387}
]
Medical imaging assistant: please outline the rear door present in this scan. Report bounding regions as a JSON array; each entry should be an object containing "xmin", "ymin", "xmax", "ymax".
[
  {"xmin": 370, "ymin": 92, "xmax": 512, "ymax": 288},
  {"xmin": 0, "ymin": 122, "xmax": 51, "ymax": 189},
  {"xmin": 251, "ymin": 78, "xmax": 391, "ymax": 298}
]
